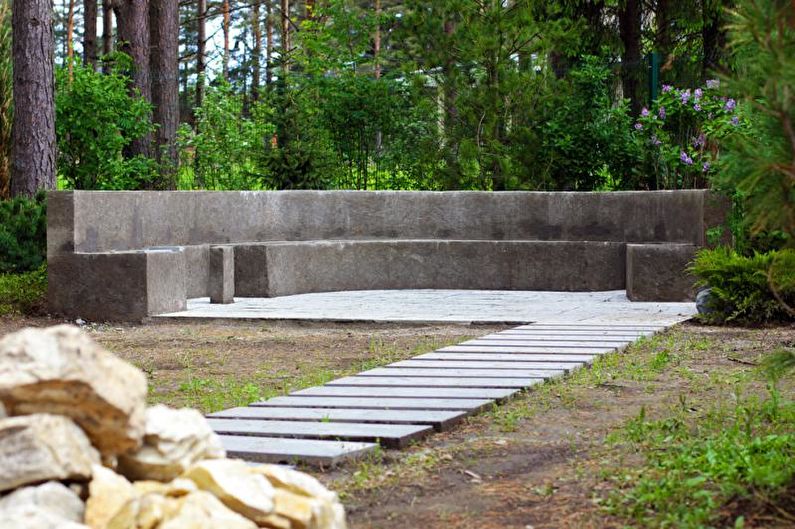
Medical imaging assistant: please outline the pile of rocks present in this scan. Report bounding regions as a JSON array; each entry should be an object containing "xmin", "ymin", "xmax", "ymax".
[{"xmin": 0, "ymin": 325, "xmax": 347, "ymax": 529}]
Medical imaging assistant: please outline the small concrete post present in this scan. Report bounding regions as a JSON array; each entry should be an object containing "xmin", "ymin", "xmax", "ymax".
[{"xmin": 209, "ymin": 246, "xmax": 235, "ymax": 304}]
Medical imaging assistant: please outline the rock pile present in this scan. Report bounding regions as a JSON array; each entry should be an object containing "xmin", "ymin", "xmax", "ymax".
[{"xmin": 0, "ymin": 325, "xmax": 347, "ymax": 529}]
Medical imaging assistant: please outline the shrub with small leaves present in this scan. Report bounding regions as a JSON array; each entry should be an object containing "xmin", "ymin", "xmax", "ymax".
[{"xmin": 0, "ymin": 193, "xmax": 46, "ymax": 274}]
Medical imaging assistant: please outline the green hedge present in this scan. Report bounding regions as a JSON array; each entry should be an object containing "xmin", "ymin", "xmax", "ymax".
[
  {"xmin": 0, "ymin": 265, "xmax": 47, "ymax": 316},
  {"xmin": 0, "ymin": 193, "xmax": 46, "ymax": 274},
  {"xmin": 690, "ymin": 247, "xmax": 795, "ymax": 324}
]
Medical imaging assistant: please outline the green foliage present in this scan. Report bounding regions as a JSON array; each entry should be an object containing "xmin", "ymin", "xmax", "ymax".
[
  {"xmin": 690, "ymin": 247, "xmax": 795, "ymax": 324},
  {"xmin": 56, "ymin": 56, "xmax": 156, "ymax": 189},
  {"xmin": 0, "ymin": 264, "xmax": 47, "ymax": 316},
  {"xmin": 178, "ymin": 83, "xmax": 274, "ymax": 190},
  {"xmin": 714, "ymin": 0, "xmax": 795, "ymax": 243},
  {"xmin": 606, "ymin": 392, "xmax": 795, "ymax": 528},
  {"xmin": 0, "ymin": 193, "xmax": 46, "ymax": 274}
]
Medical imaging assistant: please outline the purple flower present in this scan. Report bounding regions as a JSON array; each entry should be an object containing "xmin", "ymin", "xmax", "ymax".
[
  {"xmin": 680, "ymin": 151, "xmax": 694, "ymax": 165},
  {"xmin": 702, "ymin": 162, "xmax": 710, "ymax": 173},
  {"xmin": 694, "ymin": 88, "xmax": 703, "ymax": 100},
  {"xmin": 658, "ymin": 106, "xmax": 666, "ymax": 120},
  {"xmin": 650, "ymin": 135, "xmax": 662, "ymax": 146},
  {"xmin": 634, "ymin": 122, "xmax": 643, "ymax": 131},
  {"xmin": 706, "ymin": 79, "xmax": 720, "ymax": 89},
  {"xmin": 731, "ymin": 115, "xmax": 740, "ymax": 126},
  {"xmin": 680, "ymin": 89, "xmax": 691, "ymax": 103},
  {"xmin": 662, "ymin": 84, "xmax": 673, "ymax": 93},
  {"xmin": 693, "ymin": 133, "xmax": 706, "ymax": 148},
  {"xmin": 694, "ymin": 103, "xmax": 702, "ymax": 112},
  {"xmin": 641, "ymin": 107, "xmax": 650, "ymax": 117},
  {"xmin": 725, "ymin": 98, "xmax": 736, "ymax": 111}
]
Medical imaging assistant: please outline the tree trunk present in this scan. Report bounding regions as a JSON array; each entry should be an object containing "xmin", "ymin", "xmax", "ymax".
[
  {"xmin": 11, "ymin": 0, "xmax": 56, "ymax": 197},
  {"xmin": 266, "ymin": 0, "xmax": 273, "ymax": 84},
  {"xmin": 655, "ymin": 0, "xmax": 672, "ymax": 61},
  {"xmin": 196, "ymin": 0, "xmax": 206, "ymax": 110},
  {"xmin": 116, "ymin": 0, "xmax": 151, "ymax": 158},
  {"xmin": 84, "ymin": 0, "xmax": 98, "ymax": 68},
  {"xmin": 252, "ymin": 1, "xmax": 261, "ymax": 100},
  {"xmin": 702, "ymin": 0, "xmax": 726, "ymax": 79},
  {"xmin": 149, "ymin": 0, "xmax": 179, "ymax": 188},
  {"xmin": 281, "ymin": 0, "xmax": 289, "ymax": 74},
  {"xmin": 222, "ymin": 0, "xmax": 230, "ymax": 80},
  {"xmin": 374, "ymin": 0, "xmax": 381, "ymax": 79},
  {"xmin": 619, "ymin": 0, "xmax": 643, "ymax": 116},
  {"xmin": 102, "ymin": 0, "xmax": 113, "ymax": 68},
  {"xmin": 66, "ymin": 0, "xmax": 75, "ymax": 79}
]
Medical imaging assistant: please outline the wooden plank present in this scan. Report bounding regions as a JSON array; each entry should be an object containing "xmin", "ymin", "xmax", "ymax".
[
  {"xmin": 480, "ymin": 334, "xmax": 647, "ymax": 341},
  {"xmin": 459, "ymin": 339, "xmax": 632, "ymax": 347},
  {"xmin": 440, "ymin": 345, "xmax": 615, "ymax": 354},
  {"xmin": 389, "ymin": 359, "xmax": 585, "ymax": 370},
  {"xmin": 416, "ymin": 352, "xmax": 596, "ymax": 363},
  {"xmin": 288, "ymin": 386, "xmax": 519, "ymax": 400},
  {"xmin": 218, "ymin": 435, "xmax": 377, "ymax": 467},
  {"xmin": 209, "ymin": 407, "xmax": 468, "ymax": 432},
  {"xmin": 497, "ymin": 330, "xmax": 652, "ymax": 337},
  {"xmin": 327, "ymin": 376, "xmax": 544, "ymax": 389},
  {"xmin": 252, "ymin": 395, "xmax": 497, "ymax": 411},
  {"xmin": 207, "ymin": 418, "xmax": 432, "ymax": 449},
  {"xmin": 516, "ymin": 324, "xmax": 665, "ymax": 331},
  {"xmin": 359, "ymin": 367, "xmax": 566, "ymax": 378}
]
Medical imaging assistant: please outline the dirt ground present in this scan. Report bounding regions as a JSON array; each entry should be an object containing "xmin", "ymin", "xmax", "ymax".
[{"xmin": 1, "ymin": 316, "xmax": 793, "ymax": 528}]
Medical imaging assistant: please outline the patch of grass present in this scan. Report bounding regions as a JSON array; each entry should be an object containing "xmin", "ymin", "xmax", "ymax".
[
  {"xmin": 603, "ymin": 382, "xmax": 795, "ymax": 528},
  {"xmin": 0, "ymin": 264, "xmax": 46, "ymax": 316}
]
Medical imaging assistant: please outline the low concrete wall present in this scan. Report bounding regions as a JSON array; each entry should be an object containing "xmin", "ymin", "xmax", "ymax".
[{"xmin": 47, "ymin": 190, "xmax": 728, "ymax": 320}]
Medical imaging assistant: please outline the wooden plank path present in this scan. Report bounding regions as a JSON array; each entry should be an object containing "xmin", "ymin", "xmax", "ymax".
[{"xmin": 210, "ymin": 322, "xmax": 671, "ymax": 466}]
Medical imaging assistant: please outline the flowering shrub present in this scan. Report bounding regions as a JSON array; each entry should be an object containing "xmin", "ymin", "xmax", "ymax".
[{"xmin": 632, "ymin": 80, "xmax": 745, "ymax": 189}]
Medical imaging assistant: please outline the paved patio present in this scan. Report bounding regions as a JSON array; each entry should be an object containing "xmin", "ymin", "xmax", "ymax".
[{"xmin": 158, "ymin": 289, "xmax": 696, "ymax": 325}]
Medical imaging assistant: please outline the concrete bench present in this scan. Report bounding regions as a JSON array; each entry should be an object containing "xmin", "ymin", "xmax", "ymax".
[{"xmin": 47, "ymin": 190, "xmax": 729, "ymax": 321}]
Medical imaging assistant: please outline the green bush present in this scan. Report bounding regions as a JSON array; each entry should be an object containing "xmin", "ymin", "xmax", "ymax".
[
  {"xmin": 0, "ymin": 193, "xmax": 46, "ymax": 274},
  {"xmin": 690, "ymin": 247, "xmax": 795, "ymax": 324},
  {"xmin": 0, "ymin": 264, "xmax": 47, "ymax": 316}
]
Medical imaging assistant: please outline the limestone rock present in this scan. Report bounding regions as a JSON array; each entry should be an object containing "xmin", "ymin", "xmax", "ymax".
[
  {"xmin": 0, "ymin": 414, "xmax": 99, "ymax": 492},
  {"xmin": 0, "ymin": 481, "xmax": 85, "ymax": 522},
  {"xmin": 118, "ymin": 405, "xmax": 225, "ymax": 481},
  {"xmin": 84, "ymin": 465, "xmax": 136, "ymax": 529},
  {"xmin": 158, "ymin": 491, "xmax": 257, "ymax": 529},
  {"xmin": 182, "ymin": 459, "xmax": 275, "ymax": 524},
  {"xmin": 0, "ymin": 506, "xmax": 89, "ymax": 529},
  {"xmin": 250, "ymin": 464, "xmax": 339, "ymax": 502},
  {"xmin": 0, "ymin": 325, "xmax": 147, "ymax": 456},
  {"xmin": 132, "ymin": 477, "xmax": 197, "ymax": 497}
]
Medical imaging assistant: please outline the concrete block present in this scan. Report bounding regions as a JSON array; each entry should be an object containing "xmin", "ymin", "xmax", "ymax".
[
  {"xmin": 209, "ymin": 246, "xmax": 235, "ymax": 304},
  {"xmin": 626, "ymin": 243, "xmax": 698, "ymax": 302},
  {"xmin": 233, "ymin": 244, "xmax": 270, "ymax": 297}
]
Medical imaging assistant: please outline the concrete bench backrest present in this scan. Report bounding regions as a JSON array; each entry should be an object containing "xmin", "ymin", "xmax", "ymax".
[{"xmin": 48, "ymin": 190, "xmax": 725, "ymax": 256}]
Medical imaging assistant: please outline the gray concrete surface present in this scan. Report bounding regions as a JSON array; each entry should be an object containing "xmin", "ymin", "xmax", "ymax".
[
  {"xmin": 627, "ymin": 243, "xmax": 700, "ymax": 302},
  {"xmin": 158, "ymin": 289, "xmax": 696, "ymax": 325},
  {"xmin": 209, "ymin": 246, "xmax": 235, "ymax": 304}
]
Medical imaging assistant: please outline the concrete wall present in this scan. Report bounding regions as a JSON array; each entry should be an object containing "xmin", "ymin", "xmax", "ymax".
[{"xmin": 47, "ymin": 190, "xmax": 728, "ymax": 320}]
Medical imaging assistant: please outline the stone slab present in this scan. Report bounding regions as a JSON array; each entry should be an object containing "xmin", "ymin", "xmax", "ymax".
[
  {"xmin": 218, "ymin": 435, "xmax": 377, "ymax": 466},
  {"xmin": 360, "ymin": 367, "xmax": 565, "ymax": 378},
  {"xmin": 209, "ymin": 245, "xmax": 235, "ymax": 304},
  {"xmin": 208, "ymin": 407, "xmax": 468, "ymax": 432},
  {"xmin": 288, "ymin": 386, "xmax": 519, "ymax": 400},
  {"xmin": 440, "ymin": 345, "xmax": 616, "ymax": 354},
  {"xmin": 481, "ymin": 333, "xmax": 648, "ymax": 341},
  {"xmin": 252, "ymin": 396, "xmax": 496, "ymax": 411},
  {"xmin": 327, "ymin": 376, "xmax": 544, "ymax": 389},
  {"xmin": 516, "ymin": 324, "xmax": 666, "ymax": 331},
  {"xmin": 207, "ymin": 418, "xmax": 432, "ymax": 448},
  {"xmin": 390, "ymin": 360, "xmax": 583, "ymax": 370},
  {"xmin": 627, "ymin": 243, "xmax": 698, "ymax": 302},
  {"xmin": 496, "ymin": 330, "xmax": 653, "ymax": 337},
  {"xmin": 416, "ymin": 352, "xmax": 596, "ymax": 362},
  {"xmin": 460, "ymin": 339, "xmax": 632, "ymax": 347}
]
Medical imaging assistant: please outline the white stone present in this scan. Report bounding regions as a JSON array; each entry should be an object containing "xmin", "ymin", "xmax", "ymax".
[
  {"xmin": 0, "ymin": 481, "xmax": 85, "ymax": 522},
  {"xmin": 0, "ymin": 325, "xmax": 148, "ymax": 456},
  {"xmin": 0, "ymin": 506, "xmax": 89, "ymax": 529},
  {"xmin": 118, "ymin": 404, "xmax": 225, "ymax": 481}
]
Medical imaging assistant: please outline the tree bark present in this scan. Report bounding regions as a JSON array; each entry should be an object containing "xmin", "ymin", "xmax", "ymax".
[
  {"xmin": 702, "ymin": 0, "xmax": 727, "ymax": 79},
  {"xmin": 11, "ymin": 0, "xmax": 56, "ymax": 197},
  {"xmin": 281, "ymin": 0, "xmax": 289, "ymax": 74},
  {"xmin": 252, "ymin": 1, "xmax": 261, "ymax": 100},
  {"xmin": 149, "ymin": 0, "xmax": 179, "ymax": 188},
  {"xmin": 66, "ymin": 0, "xmax": 75, "ymax": 79},
  {"xmin": 116, "ymin": 0, "xmax": 151, "ymax": 158},
  {"xmin": 266, "ymin": 0, "xmax": 273, "ymax": 84},
  {"xmin": 84, "ymin": 0, "xmax": 98, "ymax": 68},
  {"xmin": 222, "ymin": 0, "xmax": 230, "ymax": 80},
  {"xmin": 102, "ymin": 0, "xmax": 113, "ymax": 68},
  {"xmin": 619, "ymin": 0, "xmax": 643, "ymax": 116},
  {"xmin": 196, "ymin": 0, "xmax": 206, "ymax": 109}
]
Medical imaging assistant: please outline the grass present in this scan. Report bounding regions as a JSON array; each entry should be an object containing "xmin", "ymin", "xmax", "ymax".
[{"xmin": 0, "ymin": 265, "xmax": 46, "ymax": 316}]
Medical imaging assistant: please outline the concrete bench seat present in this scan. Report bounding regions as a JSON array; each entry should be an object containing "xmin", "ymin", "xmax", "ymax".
[{"xmin": 47, "ymin": 190, "xmax": 728, "ymax": 321}]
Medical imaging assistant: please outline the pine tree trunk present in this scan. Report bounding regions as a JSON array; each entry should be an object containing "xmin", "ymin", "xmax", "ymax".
[
  {"xmin": 252, "ymin": 1, "xmax": 261, "ymax": 100},
  {"xmin": 11, "ymin": 0, "xmax": 56, "ymax": 197},
  {"xmin": 67, "ymin": 0, "xmax": 75, "ymax": 79},
  {"xmin": 281, "ymin": 0, "xmax": 289, "ymax": 74},
  {"xmin": 196, "ymin": 0, "xmax": 206, "ymax": 110},
  {"xmin": 84, "ymin": 0, "xmax": 97, "ymax": 68},
  {"xmin": 116, "ymin": 0, "xmax": 151, "ymax": 158},
  {"xmin": 149, "ymin": 0, "xmax": 179, "ymax": 188},
  {"xmin": 266, "ymin": 0, "xmax": 273, "ymax": 84},
  {"xmin": 222, "ymin": 0, "xmax": 230, "ymax": 80},
  {"xmin": 619, "ymin": 0, "xmax": 643, "ymax": 117},
  {"xmin": 102, "ymin": 0, "xmax": 113, "ymax": 68},
  {"xmin": 702, "ymin": 1, "xmax": 726, "ymax": 79}
]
